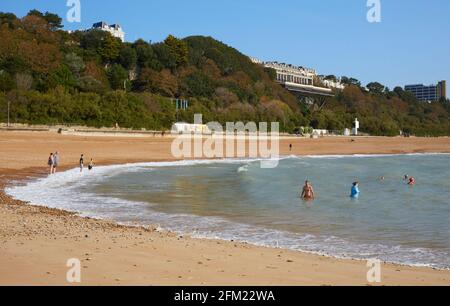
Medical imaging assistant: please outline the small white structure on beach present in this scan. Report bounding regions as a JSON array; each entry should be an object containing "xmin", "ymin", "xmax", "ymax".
[
  {"xmin": 172, "ymin": 122, "xmax": 211, "ymax": 135},
  {"xmin": 353, "ymin": 118, "xmax": 360, "ymax": 136},
  {"xmin": 313, "ymin": 129, "xmax": 328, "ymax": 137}
]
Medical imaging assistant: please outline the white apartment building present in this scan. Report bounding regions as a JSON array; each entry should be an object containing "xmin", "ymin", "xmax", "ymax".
[
  {"xmin": 263, "ymin": 61, "xmax": 316, "ymax": 87},
  {"xmin": 92, "ymin": 22, "xmax": 125, "ymax": 42},
  {"xmin": 251, "ymin": 58, "xmax": 334, "ymax": 96},
  {"xmin": 251, "ymin": 58, "xmax": 346, "ymax": 96}
]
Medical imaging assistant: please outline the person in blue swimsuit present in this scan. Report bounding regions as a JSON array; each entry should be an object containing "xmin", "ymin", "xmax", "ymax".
[{"xmin": 351, "ymin": 182, "xmax": 360, "ymax": 198}]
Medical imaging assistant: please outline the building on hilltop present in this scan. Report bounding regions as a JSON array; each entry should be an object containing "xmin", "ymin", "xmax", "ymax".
[
  {"xmin": 404, "ymin": 81, "xmax": 447, "ymax": 102},
  {"xmin": 91, "ymin": 21, "xmax": 125, "ymax": 42},
  {"xmin": 318, "ymin": 76, "xmax": 346, "ymax": 91},
  {"xmin": 250, "ymin": 58, "xmax": 345, "ymax": 97},
  {"xmin": 263, "ymin": 61, "xmax": 316, "ymax": 87},
  {"xmin": 438, "ymin": 80, "xmax": 447, "ymax": 101}
]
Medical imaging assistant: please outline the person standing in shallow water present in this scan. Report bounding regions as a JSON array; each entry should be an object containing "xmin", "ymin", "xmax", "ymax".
[
  {"xmin": 47, "ymin": 153, "xmax": 54, "ymax": 175},
  {"xmin": 351, "ymin": 182, "xmax": 360, "ymax": 198},
  {"xmin": 52, "ymin": 151, "xmax": 60, "ymax": 174},
  {"xmin": 79, "ymin": 154, "xmax": 84, "ymax": 172},
  {"xmin": 301, "ymin": 181, "xmax": 315, "ymax": 201}
]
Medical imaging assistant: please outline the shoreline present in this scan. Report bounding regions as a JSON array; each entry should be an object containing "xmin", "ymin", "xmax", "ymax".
[
  {"xmin": 1, "ymin": 131, "xmax": 450, "ymax": 285},
  {"xmin": 5, "ymin": 154, "xmax": 450, "ymax": 272}
]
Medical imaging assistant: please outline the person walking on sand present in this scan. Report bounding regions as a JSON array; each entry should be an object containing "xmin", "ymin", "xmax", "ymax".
[
  {"xmin": 88, "ymin": 158, "xmax": 94, "ymax": 171},
  {"xmin": 289, "ymin": 144, "xmax": 293, "ymax": 151},
  {"xmin": 79, "ymin": 154, "xmax": 84, "ymax": 172},
  {"xmin": 351, "ymin": 182, "xmax": 360, "ymax": 198},
  {"xmin": 47, "ymin": 153, "xmax": 54, "ymax": 175},
  {"xmin": 52, "ymin": 151, "xmax": 60, "ymax": 174},
  {"xmin": 301, "ymin": 180, "xmax": 315, "ymax": 201}
]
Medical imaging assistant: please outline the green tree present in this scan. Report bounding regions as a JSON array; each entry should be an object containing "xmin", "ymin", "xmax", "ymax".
[
  {"xmin": 42, "ymin": 12, "xmax": 63, "ymax": 30},
  {"xmin": 107, "ymin": 64, "xmax": 128, "ymax": 90},
  {"xmin": 27, "ymin": 10, "xmax": 63, "ymax": 30},
  {"xmin": 119, "ymin": 45, "xmax": 137, "ymax": 70},
  {"xmin": 341, "ymin": 76, "xmax": 361, "ymax": 87},
  {"xmin": 0, "ymin": 71, "xmax": 14, "ymax": 91},
  {"xmin": 182, "ymin": 71, "xmax": 215, "ymax": 98},
  {"xmin": 152, "ymin": 43, "xmax": 177, "ymax": 70},
  {"xmin": 100, "ymin": 35, "xmax": 121, "ymax": 63},
  {"xmin": 49, "ymin": 65, "xmax": 77, "ymax": 88},
  {"xmin": 27, "ymin": 9, "xmax": 44, "ymax": 19},
  {"xmin": 367, "ymin": 82, "xmax": 386, "ymax": 95},
  {"xmin": 133, "ymin": 40, "xmax": 156, "ymax": 67},
  {"xmin": 0, "ymin": 12, "xmax": 18, "ymax": 28},
  {"xmin": 65, "ymin": 52, "xmax": 85, "ymax": 76},
  {"xmin": 80, "ymin": 29, "xmax": 109, "ymax": 51},
  {"xmin": 264, "ymin": 67, "xmax": 276, "ymax": 81},
  {"xmin": 164, "ymin": 35, "xmax": 188, "ymax": 67}
]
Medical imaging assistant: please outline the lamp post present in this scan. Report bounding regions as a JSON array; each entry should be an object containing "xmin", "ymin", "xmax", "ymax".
[{"xmin": 7, "ymin": 100, "xmax": 10, "ymax": 127}]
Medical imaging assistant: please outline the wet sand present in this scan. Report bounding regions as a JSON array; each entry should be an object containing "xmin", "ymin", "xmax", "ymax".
[{"xmin": 1, "ymin": 131, "xmax": 450, "ymax": 285}]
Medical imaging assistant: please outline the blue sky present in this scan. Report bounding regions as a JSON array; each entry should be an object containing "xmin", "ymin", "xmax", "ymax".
[{"xmin": 1, "ymin": 0, "xmax": 449, "ymax": 89}]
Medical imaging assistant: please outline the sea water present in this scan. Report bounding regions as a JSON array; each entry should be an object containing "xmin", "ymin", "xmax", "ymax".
[{"xmin": 6, "ymin": 154, "xmax": 450, "ymax": 269}]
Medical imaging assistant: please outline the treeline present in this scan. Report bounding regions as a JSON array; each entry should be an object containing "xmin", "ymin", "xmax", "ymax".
[
  {"xmin": 0, "ymin": 10, "xmax": 449, "ymax": 135},
  {"xmin": 307, "ymin": 83, "xmax": 450, "ymax": 136}
]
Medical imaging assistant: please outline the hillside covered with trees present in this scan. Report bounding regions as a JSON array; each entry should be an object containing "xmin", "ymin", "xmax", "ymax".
[{"xmin": 0, "ymin": 10, "xmax": 449, "ymax": 136}]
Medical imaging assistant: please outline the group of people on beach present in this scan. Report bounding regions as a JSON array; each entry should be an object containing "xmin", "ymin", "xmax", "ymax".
[
  {"xmin": 47, "ymin": 152, "xmax": 94, "ymax": 174},
  {"xmin": 79, "ymin": 154, "xmax": 95, "ymax": 173},
  {"xmin": 300, "ymin": 175, "xmax": 416, "ymax": 201},
  {"xmin": 47, "ymin": 151, "xmax": 60, "ymax": 174}
]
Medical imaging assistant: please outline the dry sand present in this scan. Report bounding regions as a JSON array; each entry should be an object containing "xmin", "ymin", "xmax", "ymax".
[{"xmin": 1, "ymin": 131, "xmax": 450, "ymax": 286}]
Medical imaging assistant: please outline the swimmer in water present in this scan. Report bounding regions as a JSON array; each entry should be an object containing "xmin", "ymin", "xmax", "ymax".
[
  {"xmin": 351, "ymin": 182, "xmax": 360, "ymax": 198},
  {"xmin": 301, "ymin": 180, "xmax": 315, "ymax": 200},
  {"xmin": 408, "ymin": 177, "xmax": 416, "ymax": 186}
]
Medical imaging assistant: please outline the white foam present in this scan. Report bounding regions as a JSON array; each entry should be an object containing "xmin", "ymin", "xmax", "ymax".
[{"xmin": 237, "ymin": 165, "xmax": 249, "ymax": 173}]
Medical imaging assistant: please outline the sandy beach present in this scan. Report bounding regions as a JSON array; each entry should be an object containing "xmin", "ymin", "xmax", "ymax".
[{"xmin": 1, "ymin": 131, "xmax": 450, "ymax": 286}]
